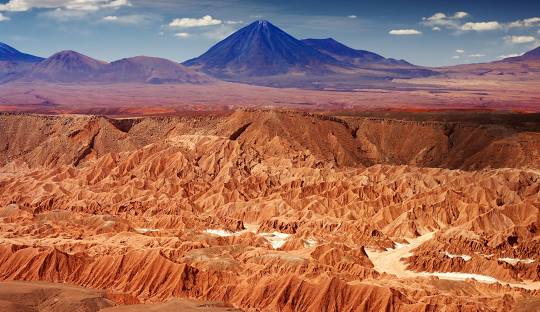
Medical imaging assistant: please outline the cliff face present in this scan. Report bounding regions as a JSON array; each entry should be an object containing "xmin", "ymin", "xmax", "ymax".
[
  {"xmin": 1, "ymin": 110, "xmax": 538, "ymax": 170},
  {"xmin": 0, "ymin": 111, "xmax": 539, "ymax": 311}
]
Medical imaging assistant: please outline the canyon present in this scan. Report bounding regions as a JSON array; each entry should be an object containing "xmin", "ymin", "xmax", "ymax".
[{"xmin": 0, "ymin": 110, "xmax": 539, "ymax": 311}]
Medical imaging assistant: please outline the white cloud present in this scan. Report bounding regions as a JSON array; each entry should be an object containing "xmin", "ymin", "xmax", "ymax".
[
  {"xmin": 101, "ymin": 14, "xmax": 152, "ymax": 24},
  {"xmin": 225, "ymin": 20, "xmax": 243, "ymax": 25},
  {"xmin": 389, "ymin": 29, "xmax": 422, "ymax": 35},
  {"xmin": 169, "ymin": 15, "xmax": 221, "ymax": 28},
  {"xmin": 468, "ymin": 54, "xmax": 485, "ymax": 57},
  {"xmin": 460, "ymin": 21, "xmax": 501, "ymax": 31},
  {"xmin": 453, "ymin": 12, "xmax": 469, "ymax": 19},
  {"xmin": 0, "ymin": 0, "xmax": 131, "ymax": 12},
  {"xmin": 452, "ymin": 55, "xmax": 460, "ymax": 59},
  {"xmin": 508, "ymin": 17, "xmax": 540, "ymax": 28},
  {"xmin": 0, "ymin": 13, "xmax": 9, "ymax": 21},
  {"xmin": 41, "ymin": 8, "xmax": 88, "ymax": 20},
  {"xmin": 175, "ymin": 32, "xmax": 190, "ymax": 38},
  {"xmin": 426, "ymin": 12, "xmax": 447, "ymax": 21},
  {"xmin": 505, "ymin": 35, "xmax": 536, "ymax": 44},
  {"xmin": 348, "ymin": 15, "xmax": 357, "ymax": 19},
  {"xmin": 422, "ymin": 12, "xmax": 539, "ymax": 33},
  {"xmin": 422, "ymin": 11, "xmax": 469, "ymax": 29},
  {"xmin": 456, "ymin": 49, "xmax": 465, "ymax": 53},
  {"xmin": 102, "ymin": 0, "xmax": 130, "ymax": 8}
]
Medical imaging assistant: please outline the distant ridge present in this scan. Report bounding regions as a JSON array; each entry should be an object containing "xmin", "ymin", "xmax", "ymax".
[
  {"xmin": 301, "ymin": 38, "xmax": 410, "ymax": 66},
  {"xmin": 20, "ymin": 51, "xmax": 213, "ymax": 84},
  {"xmin": 99, "ymin": 56, "xmax": 213, "ymax": 84}
]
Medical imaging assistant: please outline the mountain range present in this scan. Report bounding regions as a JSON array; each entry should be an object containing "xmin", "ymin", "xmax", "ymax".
[
  {"xmin": 2, "ymin": 49, "xmax": 212, "ymax": 84},
  {"xmin": 0, "ymin": 20, "xmax": 539, "ymax": 89},
  {"xmin": 183, "ymin": 20, "xmax": 436, "ymax": 86}
]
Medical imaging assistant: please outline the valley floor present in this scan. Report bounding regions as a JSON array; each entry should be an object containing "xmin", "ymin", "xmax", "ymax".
[{"xmin": 0, "ymin": 77, "xmax": 539, "ymax": 116}]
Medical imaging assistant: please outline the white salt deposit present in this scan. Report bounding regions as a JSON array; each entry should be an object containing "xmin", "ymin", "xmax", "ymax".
[
  {"xmin": 204, "ymin": 229, "xmax": 235, "ymax": 237},
  {"xmin": 304, "ymin": 238, "xmax": 317, "ymax": 248},
  {"xmin": 498, "ymin": 257, "xmax": 535, "ymax": 265},
  {"xmin": 421, "ymin": 271, "xmax": 498, "ymax": 283},
  {"xmin": 204, "ymin": 226, "xmax": 290, "ymax": 249},
  {"xmin": 260, "ymin": 232, "xmax": 291, "ymax": 249},
  {"xmin": 135, "ymin": 228, "xmax": 159, "ymax": 233},
  {"xmin": 444, "ymin": 251, "xmax": 472, "ymax": 261}
]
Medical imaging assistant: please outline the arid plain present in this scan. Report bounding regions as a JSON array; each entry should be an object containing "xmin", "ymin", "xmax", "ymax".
[{"xmin": 0, "ymin": 71, "xmax": 539, "ymax": 115}]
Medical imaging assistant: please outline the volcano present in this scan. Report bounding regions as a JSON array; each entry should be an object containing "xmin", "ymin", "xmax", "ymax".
[
  {"xmin": 184, "ymin": 20, "xmax": 435, "ymax": 88},
  {"xmin": 183, "ymin": 20, "xmax": 340, "ymax": 78}
]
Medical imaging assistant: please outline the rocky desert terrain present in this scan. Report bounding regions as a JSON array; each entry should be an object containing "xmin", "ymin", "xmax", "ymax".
[{"xmin": 0, "ymin": 110, "xmax": 539, "ymax": 311}]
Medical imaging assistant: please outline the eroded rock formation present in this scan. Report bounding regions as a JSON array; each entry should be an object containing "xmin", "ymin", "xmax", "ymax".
[{"xmin": 0, "ymin": 110, "xmax": 539, "ymax": 311}]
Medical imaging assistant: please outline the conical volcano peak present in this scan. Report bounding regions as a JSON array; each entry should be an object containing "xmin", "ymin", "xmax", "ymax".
[
  {"xmin": 244, "ymin": 19, "xmax": 286, "ymax": 35},
  {"xmin": 183, "ymin": 19, "xmax": 338, "ymax": 78}
]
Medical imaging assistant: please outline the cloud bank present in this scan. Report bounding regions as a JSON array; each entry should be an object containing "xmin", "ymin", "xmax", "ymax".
[{"xmin": 0, "ymin": 0, "xmax": 131, "ymax": 12}]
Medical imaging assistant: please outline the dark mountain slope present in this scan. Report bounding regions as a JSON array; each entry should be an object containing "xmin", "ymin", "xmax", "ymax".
[
  {"xmin": 183, "ymin": 20, "xmax": 341, "ymax": 78},
  {"xmin": 302, "ymin": 38, "xmax": 410, "ymax": 66},
  {"xmin": 0, "ymin": 42, "xmax": 43, "ymax": 62},
  {"xmin": 0, "ymin": 42, "xmax": 44, "ymax": 82}
]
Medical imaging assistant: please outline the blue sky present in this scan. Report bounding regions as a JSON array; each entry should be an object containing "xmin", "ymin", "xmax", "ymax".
[{"xmin": 0, "ymin": 0, "xmax": 539, "ymax": 66}]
